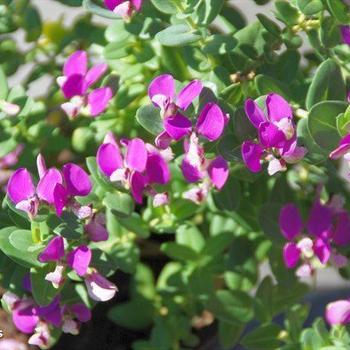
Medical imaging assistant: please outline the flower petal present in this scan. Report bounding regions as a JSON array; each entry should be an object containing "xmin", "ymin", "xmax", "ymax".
[
  {"xmin": 241, "ymin": 140, "xmax": 263, "ymax": 173},
  {"xmin": 37, "ymin": 168, "xmax": 63, "ymax": 204},
  {"xmin": 13, "ymin": 303, "xmax": 39, "ymax": 334},
  {"xmin": 85, "ymin": 271, "xmax": 118, "ymax": 302},
  {"xmin": 85, "ymin": 63, "xmax": 108, "ymax": 88},
  {"xmin": 307, "ymin": 200, "xmax": 332, "ymax": 237},
  {"xmin": 326, "ymin": 300, "xmax": 350, "ymax": 326},
  {"xmin": 164, "ymin": 113, "xmax": 192, "ymax": 141},
  {"xmin": 313, "ymin": 237, "xmax": 331, "ymax": 265},
  {"xmin": 63, "ymin": 51, "xmax": 88, "ymax": 77},
  {"xmin": 279, "ymin": 203, "xmax": 303, "ymax": 240},
  {"xmin": 130, "ymin": 171, "xmax": 147, "ymax": 204},
  {"xmin": 38, "ymin": 236, "xmax": 65, "ymax": 263},
  {"xmin": 341, "ymin": 25, "xmax": 350, "ymax": 46},
  {"xmin": 62, "ymin": 163, "xmax": 92, "ymax": 197},
  {"xmin": 97, "ymin": 143, "xmax": 123, "ymax": 177},
  {"xmin": 7, "ymin": 168, "xmax": 35, "ymax": 204},
  {"xmin": 332, "ymin": 212, "xmax": 350, "ymax": 246},
  {"xmin": 196, "ymin": 103, "xmax": 225, "ymax": 141},
  {"xmin": 176, "ymin": 80, "xmax": 203, "ymax": 110},
  {"xmin": 70, "ymin": 303, "xmax": 92, "ymax": 322},
  {"xmin": 266, "ymin": 93, "xmax": 293, "ymax": 122},
  {"xmin": 329, "ymin": 134, "xmax": 350, "ymax": 159},
  {"xmin": 131, "ymin": 0, "xmax": 143, "ymax": 10},
  {"xmin": 283, "ymin": 242, "xmax": 300, "ymax": 268},
  {"xmin": 258, "ymin": 121, "xmax": 286, "ymax": 148},
  {"xmin": 207, "ymin": 156, "xmax": 229, "ymax": 190},
  {"xmin": 244, "ymin": 98, "xmax": 266, "ymax": 128},
  {"xmin": 88, "ymin": 87, "xmax": 113, "ymax": 117},
  {"xmin": 53, "ymin": 183, "xmax": 68, "ymax": 217},
  {"xmin": 36, "ymin": 153, "xmax": 47, "ymax": 179},
  {"xmin": 62, "ymin": 74, "xmax": 87, "ymax": 99},
  {"xmin": 148, "ymin": 74, "xmax": 175, "ymax": 108},
  {"xmin": 181, "ymin": 158, "xmax": 203, "ymax": 183},
  {"xmin": 67, "ymin": 245, "xmax": 92, "ymax": 277},
  {"xmin": 125, "ymin": 138, "xmax": 148, "ymax": 173},
  {"xmin": 146, "ymin": 152, "xmax": 170, "ymax": 185}
]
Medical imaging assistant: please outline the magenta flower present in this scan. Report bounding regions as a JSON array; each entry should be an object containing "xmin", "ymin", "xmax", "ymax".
[
  {"xmin": 97, "ymin": 133, "xmax": 171, "ymax": 204},
  {"xmin": 7, "ymin": 155, "xmax": 92, "ymax": 218},
  {"xmin": 279, "ymin": 193, "xmax": 350, "ymax": 276},
  {"xmin": 329, "ymin": 133, "xmax": 350, "ymax": 160},
  {"xmin": 104, "ymin": 0, "xmax": 143, "ymax": 18},
  {"xmin": 67, "ymin": 245, "xmax": 92, "ymax": 277},
  {"xmin": 341, "ymin": 25, "xmax": 350, "ymax": 46},
  {"xmin": 241, "ymin": 93, "xmax": 306, "ymax": 175},
  {"xmin": 181, "ymin": 133, "xmax": 229, "ymax": 204},
  {"xmin": 325, "ymin": 299, "xmax": 350, "ymax": 326},
  {"xmin": 57, "ymin": 51, "xmax": 112, "ymax": 118},
  {"xmin": 38, "ymin": 236, "xmax": 65, "ymax": 263},
  {"xmin": 84, "ymin": 270, "xmax": 118, "ymax": 302}
]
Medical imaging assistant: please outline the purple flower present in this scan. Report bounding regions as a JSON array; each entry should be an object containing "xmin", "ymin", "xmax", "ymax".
[
  {"xmin": 38, "ymin": 236, "xmax": 65, "ymax": 263},
  {"xmin": 67, "ymin": 245, "xmax": 92, "ymax": 277},
  {"xmin": 329, "ymin": 133, "xmax": 350, "ymax": 160},
  {"xmin": 85, "ymin": 213, "xmax": 109, "ymax": 242},
  {"xmin": 279, "ymin": 193, "xmax": 350, "ymax": 274},
  {"xmin": 341, "ymin": 25, "xmax": 350, "ymax": 46},
  {"xmin": 97, "ymin": 134, "xmax": 171, "ymax": 204},
  {"xmin": 104, "ymin": 0, "xmax": 143, "ymax": 18},
  {"xmin": 149, "ymin": 74, "xmax": 203, "ymax": 118},
  {"xmin": 58, "ymin": 51, "xmax": 112, "ymax": 118},
  {"xmin": 181, "ymin": 133, "xmax": 229, "ymax": 203},
  {"xmin": 84, "ymin": 270, "xmax": 118, "ymax": 302},
  {"xmin": 11, "ymin": 299, "xmax": 39, "ymax": 334},
  {"xmin": 241, "ymin": 93, "xmax": 306, "ymax": 175},
  {"xmin": 325, "ymin": 299, "xmax": 350, "ymax": 325}
]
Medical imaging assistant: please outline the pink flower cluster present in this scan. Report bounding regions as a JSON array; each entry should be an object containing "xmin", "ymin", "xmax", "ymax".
[
  {"xmin": 7, "ymin": 154, "xmax": 92, "ymax": 219},
  {"xmin": 2, "ymin": 290, "xmax": 91, "ymax": 348},
  {"xmin": 148, "ymin": 74, "xmax": 230, "ymax": 204},
  {"xmin": 57, "ymin": 51, "xmax": 112, "ymax": 119},
  {"xmin": 279, "ymin": 191, "xmax": 350, "ymax": 277},
  {"xmin": 241, "ymin": 93, "xmax": 306, "ymax": 175}
]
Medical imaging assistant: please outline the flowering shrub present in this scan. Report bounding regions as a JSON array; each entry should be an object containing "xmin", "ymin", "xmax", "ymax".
[{"xmin": 0, "ymin": 0, "xmax": 350, "ymax": 349}]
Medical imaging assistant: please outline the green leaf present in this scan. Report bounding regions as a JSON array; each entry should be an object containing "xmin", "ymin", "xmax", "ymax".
[
  {"xmin": 0, "ymin": 66, "xmax": 8, "ymax": 100},
  {"xmin": 176, "ymin": 224, "xmax": 205, "ymax": 253},
  {"xmin": 9, "ymin": 229, "xmax": 34, "ymax": 251},
  {"xmin": 83, "ymin": 0, "xmax": 123, "ymax": 19},
  {"xmin": 203, "ymin": 35, "xmax": 237, "ymax": 55},
  {"xmin": 202, "ymin": 232, "xmax": 234, "ymax": 257},
  {"xmin": 161, "ymin": 242, "xmax": 199, "ymax": 262},
  {"xmin": 296, "ymin": 0, "xmax": 323, "ymax": 15},
  {"xmin": 103, "ymin": 191, "xmax": 134, "ymax": 218},
  {"xmin": 306, "ymin": 59, "xmax": 345, "ymax": 110},
  {"xmin": 195, "ymin": 0, "xmax": 225, "ymax": 25},
  {"xmin": 150, "ymin": 0, "xmax": 177, "ymax": 14},
  {"xmin": 259, "ymin": 202, "xmax": 284, "ymax": 243},
  {"xmin": 108, "ymin": 297, "xmax": 154, "ymax": 330},
  {"xmin": 104, "ymin": 41, "xmax": 130, "ymax": 60},
  {"xmin": 275, "ymin": 1, "xmax": 300, "ymax": 26},
  {"xmin": 218, "ymin": 321, "xmax": 243, "ymax": 350},
  {"xmin": 156, "ymin": 24, "xmax": 201, "ymax": 47},
  {"xmin": 320, "ymin": 17, "xmax": 341, "ymax": 48},
  {"xmin": 0, "ymin": 227, "xmax": 42, "ymax": 268},
  {"xmin": 337, "ymin": 105, "xmax": 350, "ymax": 136},
  {"xmin": 136, "ymin": 104, "xmax": 164, "ymax": 135},
  {"xmin": 212, "ymin": 177, "xmax": 240, "ymax": 212},
  {"xmin": 119, "ymin": 213, "xmax": 150, "ymax": 238},
  {"xmin": 53, "ymin": 212, "xmax": 84, "ymax": 239},
  {"xmin": 308, "ymin": 100, "xmax": 347, "ymax": 151},
  {"xmin": 209, "ymin": 290, "xmax": 253, "ymax": 325},
  {"xmin": 23, "ymin": 6, "xmax": 42, "ymax": 42},
  {"xmin": 241, "ymin": 324, "xmax": 282, "ymax": 350},
  {"xmin": 257, "ymin": 14, "xmax": 281, "ymax": 37},
  {"xmin": 326, "ymin": 0, "xmax": 350, "ymax": 24},
  {"xmin": 255, "ymin": 74, "xmax": 290, "ymax": 99},
  {"xmin": 301, "ymin": 328, "xmax": 326, "ymax": 350},
  {"xmin": 31, "ymin": 266, "xmax": 60, "ymax": 306},
  {"xmin": 110, "ymin": 241, "xmax": 139, "ymax": 273}
]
